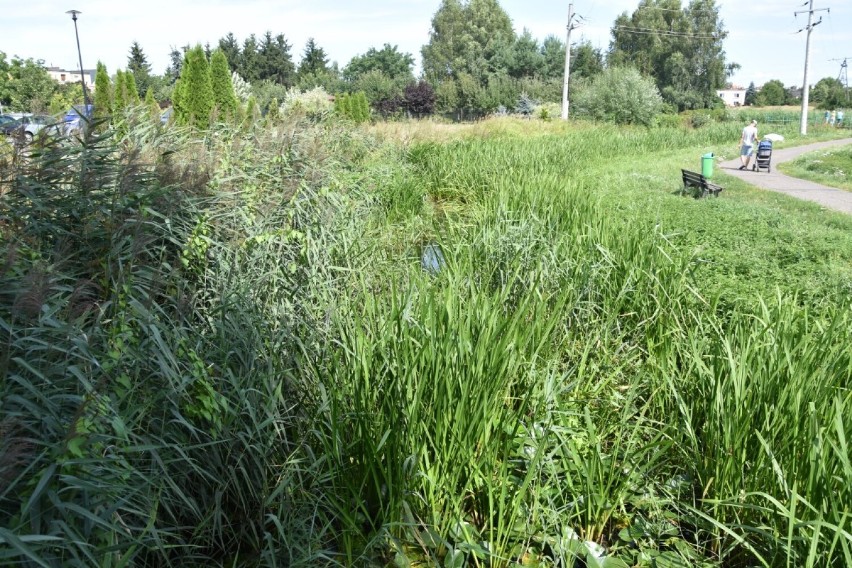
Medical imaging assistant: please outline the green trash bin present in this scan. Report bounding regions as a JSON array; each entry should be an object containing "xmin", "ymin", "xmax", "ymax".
[{"xmin": 701, "ymin": 153, "xmax": 714, "ymax": 178}]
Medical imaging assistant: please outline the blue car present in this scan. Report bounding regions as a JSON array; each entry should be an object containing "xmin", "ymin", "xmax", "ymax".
[{"xmin": 63, "ymin": 105, "xmax": 93, "ymax": 135}]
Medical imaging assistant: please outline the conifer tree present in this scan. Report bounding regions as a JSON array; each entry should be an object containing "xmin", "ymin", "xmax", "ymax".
[
  {"xmin": 218, "ymin": 33, "xmax": 241, "ymax": 71},
  {"xmin": 354, "ymin": 91, "xmax": 371, "ymax": 122},
  {"xmin": 244, "ymin": 95, "xmax": 258, "ymax": 124},
  {"xmin": 210, "ymin": 49, "xmax": 239, "ymax": 122},
  {"xmin": 172, "ymin": 52, "xmax": 190, "ymax": 121},
  {"xmin": 127, "ymin": 41, "xmax": 152, "ymax": 97},
  {"xmin": 177, "ymin": 45, "xmax": 214, "ymax": 128},
  {"xmin": 145, "ymin": 88, "xmax": 160, "ymax": 121},
  {"xmin": 93, "ymin": 61, "xmax": 112, "ymax": 121},
  {"xmin": 125, "ymin": 70, "xmax": 141, "ymax": 104},
  {"xmin": 337, "ymin": 93, "xmax": 351, "ymax": 118},
  {"xmin": 172, "ymin": 78, "xmax": 185, "ymax": 122},
  {"xmin": 113, "ymin": 69, "xmax": 128, "ymax": 118},
  {"xmin": 744, "ymin": 82, "xmax": 757, "ymax": 106},
  {"xmin": 298, "ymin": 38, "xmax": 330, "ymax": 78},
  {"xmin": 266, "ymin": 97, "xmax": 280, "ymax": 123}
]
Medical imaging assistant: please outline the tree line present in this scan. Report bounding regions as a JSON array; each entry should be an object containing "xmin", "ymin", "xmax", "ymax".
[{"xmin": 1, "ymin": 0, "xmax": 847, "ymax": 121}]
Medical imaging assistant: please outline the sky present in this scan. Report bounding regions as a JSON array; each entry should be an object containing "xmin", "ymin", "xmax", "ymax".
[{"xmin": 0, "ymin": 0, "xmax": 850, "ymax": 90}]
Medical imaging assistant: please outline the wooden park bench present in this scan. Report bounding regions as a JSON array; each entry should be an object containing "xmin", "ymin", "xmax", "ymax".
[{"xmin": 680, "ymin": 169, "xmax": 723, "ymax": 199}]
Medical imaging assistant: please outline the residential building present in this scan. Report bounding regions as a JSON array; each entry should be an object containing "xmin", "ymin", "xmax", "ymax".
[
  {"xmin": 717, "ymin": 88, "xmax": 747, "ymax": 107},
  {"xmin": 46, "ymin": 67, "xmax": 95, "ymax": 89}
]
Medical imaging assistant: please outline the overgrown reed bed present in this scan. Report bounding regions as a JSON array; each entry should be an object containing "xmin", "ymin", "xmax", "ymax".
[
  {"xmin": 0, "ymin": 113, "xmax": 380, "ymax": 566},
  {"xmin": 1, "ymin": 115, "xmax": 850, "ymax": 567}
]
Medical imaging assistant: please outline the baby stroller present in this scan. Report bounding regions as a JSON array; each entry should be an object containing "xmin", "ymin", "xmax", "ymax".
[{"xmin": 752, "ymin": 139, "xmax": 773, "ymax": 173}]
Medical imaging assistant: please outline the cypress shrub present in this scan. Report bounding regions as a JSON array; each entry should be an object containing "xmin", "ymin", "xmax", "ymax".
[
  {"xmin": 125, "ymin": 70, "xmax": 141, "ymax": 105},
  {"xmin": 176, "ymin": 45, "xmax": 214, "ymax": 128},
  {"xmin": 210, "ymin": 49, "xmax": 239, "ymax": 122},
  {"xmin": 93, "ymin": 61, "xmax": 112, "ymax": 122},
  {"xmin": 113, "ymin": 70, "xmax": 128, "ymax": 118}
]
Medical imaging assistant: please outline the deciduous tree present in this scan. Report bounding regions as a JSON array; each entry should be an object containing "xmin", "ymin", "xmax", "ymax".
[
  {"xmin": 756, "ymin": 79, "xmax": 786, "ymax": 106},
  {"xmin": 421, "ymin": 0, "xmax": 514, "ymax": 83},
  {"xmin": 811, "ymin": 77, "xmax": 845, "ymax": 109},
  {"xmin": 344, "ymin": 44, "xmax": 414, "ymax": 84},
  {"xmin": 609, "ymin": 0, "xmax": 735, "ymax": 110},
  {"xmin": 49, "ymin": 82, "xmax": 83, "ymax": 115},
  {"xmin": 404, "ymin": 81, "xmax": 437, "ymax": 116},
  {"xmin": 0, "ymin": 54, "xmax": 57, "ymax": 112}
]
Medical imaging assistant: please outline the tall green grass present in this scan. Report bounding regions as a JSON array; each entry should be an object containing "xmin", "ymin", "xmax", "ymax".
[
  {"xmin": 2, "ymin": 114, "xmax": 850, "ymax": 567},
  {"xmin": 364, "ymin": 125, "xmax": 852, "ymax": 566}
]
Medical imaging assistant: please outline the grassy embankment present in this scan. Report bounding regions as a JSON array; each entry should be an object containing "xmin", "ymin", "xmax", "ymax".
[
  {"xmin": 778, "ymin": 143, "xmax": 852, "ymax": 191},
  {"xmin": 1, "ymin": 111, "xmax": 851, "ymax": 567}
]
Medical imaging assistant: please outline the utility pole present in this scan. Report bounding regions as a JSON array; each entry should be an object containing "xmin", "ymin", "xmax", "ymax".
[
  {"xmin": 830, "ymin": 57, "xmax": 850, "ymax": 102},
  {"xmin": 796, "ymin": 1, "xmax": 828, "ymax": 135},
  {"xmin": 66, "ymin": 10, "xmax": 90, "ymax": 109},
  {"xmin": 561, "ymin": 3, "xmax": 581, "ymax": 120}
]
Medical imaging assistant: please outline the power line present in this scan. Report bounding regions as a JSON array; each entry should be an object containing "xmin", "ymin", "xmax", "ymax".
[
  {"xmin": 613, "ymin": 26, "xmax": 720, "ymax": 39},
  {"xmin": 632, "ymin": 5, "xmax": 719, "ymax": 14}
]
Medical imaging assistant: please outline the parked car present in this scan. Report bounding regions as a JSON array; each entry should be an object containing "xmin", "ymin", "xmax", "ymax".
[
  {"xmin": 1, "ymin": 114, "xmax": 62, "ymax": 141},
  {"xmin": 0, "ymin": 118, "xmax": 23, "ymax": 136},
  {"xmin": 63, "ymin": 104, "xmax": 93, "ymax": 135},
  {"xmin": 0, "ymin": 114, "xmax": 16, "ymax": 126}
]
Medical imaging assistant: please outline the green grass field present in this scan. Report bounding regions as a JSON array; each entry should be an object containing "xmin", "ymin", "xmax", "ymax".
[
  {"xmin": 1, "ymin": 113, "xmax": 851, "ymax": 567},
  {"xmin": 778, "ymin": 143, "xmax": 852, "ymax": 191}
]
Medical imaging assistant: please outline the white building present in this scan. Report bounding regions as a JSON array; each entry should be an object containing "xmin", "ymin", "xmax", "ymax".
[
  {"xmin": 717, "ymin": 88, "xmax": 747, "ymax": 107},
  {"xmin": 47, "ymin": 67, "xmax": 95, "ymax": 89}
]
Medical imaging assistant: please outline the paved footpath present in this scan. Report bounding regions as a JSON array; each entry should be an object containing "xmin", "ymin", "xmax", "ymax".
[{"xmin": 719, "ymin": 137, "xmax": 852, "ymax": 215}]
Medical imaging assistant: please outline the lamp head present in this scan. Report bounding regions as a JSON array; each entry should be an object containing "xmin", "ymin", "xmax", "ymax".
[{"xmin": 66, "ymin": 9, "xmax": 81, "ymax": 20}]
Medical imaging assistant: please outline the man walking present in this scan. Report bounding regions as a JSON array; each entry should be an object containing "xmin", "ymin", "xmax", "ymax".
[{"xmin": 739, "ymin": 119, "xmax": 759, "ymax": 170}]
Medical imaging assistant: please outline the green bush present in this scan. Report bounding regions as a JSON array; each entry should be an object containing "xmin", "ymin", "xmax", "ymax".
[
  {"xmin": 688, "ymin": 112, "xmax": 712, "ymax": 128},
  {"xmin": 656, "ymin": 113, "xmax": 684, "ymax": 129},
  {"xmin": 280, "ymin": 86, "xmax": 333, "ymax": 120},
  {"xmin": 572, "ymin": 66, "xmax": 664, "ymax": 126},
  {"xmin": 538, "ymin": 102, "xmax": 561, "ymax": 121}
]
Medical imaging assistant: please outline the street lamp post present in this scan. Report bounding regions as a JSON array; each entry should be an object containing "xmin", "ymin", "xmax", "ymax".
[{"xmin": 66, "ymin": 10, "xmax": 89, "ymax": 108}]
